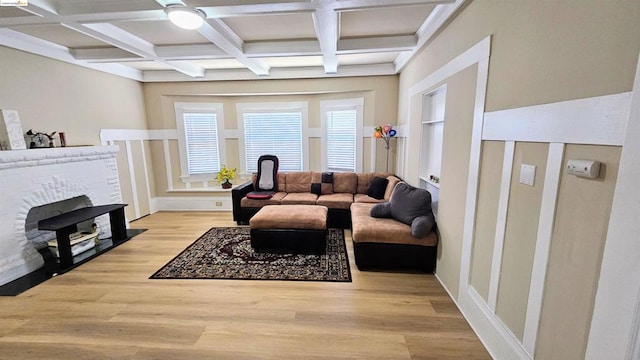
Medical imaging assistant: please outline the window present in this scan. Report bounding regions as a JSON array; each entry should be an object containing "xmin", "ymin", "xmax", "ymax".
[
  {"xmin": 321, "ymin": 98, "xmax": 363, "ymax": 172},
  {"xmin": 238, "ymin": 102, "xmax": 307, "ymax": 173},
  {"xmin": 174, "ymin": 102, "xmax": 225, "ymax": 182}
]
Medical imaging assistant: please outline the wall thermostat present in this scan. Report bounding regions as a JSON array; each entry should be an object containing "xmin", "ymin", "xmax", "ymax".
[{"xmin": 567, "ymin": 159, "xmax": 600, "ymax": 179}]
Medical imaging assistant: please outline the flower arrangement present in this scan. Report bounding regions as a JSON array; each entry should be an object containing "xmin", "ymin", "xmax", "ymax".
[
  {"xmin": 374, "ymin": 124, "xmax": 397, "ymax": 171},
  {"xmin": 373, "ymin": 124, "xmax": 397, "ymax": 150},
  {"xmin": 217, "ymin": 165, "xmax": 236, "ymax": 189}
]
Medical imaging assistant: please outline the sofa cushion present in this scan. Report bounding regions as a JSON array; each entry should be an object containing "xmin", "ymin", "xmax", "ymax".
[
  {"xmin": 366, "ymin": 176, "xmax": 388, "ymax": 199},
  {"xmin": 384, "ymin": 176, "xmax": 402, "ymax": 201},
  {"xmin": 285, "ymin": 172, "xmax": 312, "ymax": 193},
  {"xmin": 277, "ymin": 172, "xmax": 287, "ymax": 192},
  {"xmin": 281, "ymin": 192, "xmax": 318, "ymax": 205},
  {"xmin": 354, "ymin": 194, "xmax": 386, "ymax": 204},
  {"xmin": 332, "ymin": 172, "xmax": 358, "ymax": 194},
  {"xmin": 316, "ymin": 193, "xmax": 354, "ymax": 209},
  {"xmin": 356, "ymin": 172, "xmax": 392, "ymax": 194},
  {"xmin": 311, "ymin": 171, "xmax": 334, "ymax": 195},
  {"xmin": 351, "ymin": 203, "xmax": 437, "ymax": 245},
  {"xmin": 241, "ymin": 192, "xmax": 287, "ymax": 207}
]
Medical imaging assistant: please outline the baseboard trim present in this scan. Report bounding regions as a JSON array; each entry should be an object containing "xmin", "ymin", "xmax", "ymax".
[
  {"xmin": 150, "ymin": 196, "xmax": 232, "ymax": 212},
  {"xmin": 434, "ymin": 274, "xmax": 531, "ymax": 360}
]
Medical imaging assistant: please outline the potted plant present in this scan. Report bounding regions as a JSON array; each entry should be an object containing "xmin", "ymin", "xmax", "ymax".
[{"xmin": 217, "ymin": 165, "xmax": 236, "ymax": 189}]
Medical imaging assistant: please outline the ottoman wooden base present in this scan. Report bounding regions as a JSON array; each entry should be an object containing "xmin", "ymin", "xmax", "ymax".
[{"xmin": 250, "ymin": 228, "xmax": 327, "ymax": 254}]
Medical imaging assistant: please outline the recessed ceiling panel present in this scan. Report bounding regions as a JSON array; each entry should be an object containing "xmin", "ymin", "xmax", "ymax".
[
  {"xmin": 49, "ymin": 0, "xmax": 162, "ymax": 15},
  {"xmin": 114, "ymin": 20, "xmax": 210, "ymax": 46},
  {"xmin": 338, "ymin": 52, "xmax": 399, "ymax": 66},
  {"xmin": 340, "ymin": 5, "xmax": 436, "ymax": 38},
  {"xmin": 11, "ymin": 25, "xmax": 110, "ymax": 48},
  {"xmin": 262, "ymin": 56, "xmax": 323, "ymax": 68},
  {"xmin": 191, "ymin": 59, "xmax": 245, "ymax": 69},
  {"xmin": 223, "ymin": 13, "xmax": 315, "ymax": 41},
  {"xmin": 0, "ymin": 7, "xmax": 34, "ymax": 17}
]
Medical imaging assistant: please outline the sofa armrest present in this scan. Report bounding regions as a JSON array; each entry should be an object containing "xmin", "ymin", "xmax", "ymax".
[{"xmin": 232, "ymin": 181, "xmax": 255, "ymax": 222}]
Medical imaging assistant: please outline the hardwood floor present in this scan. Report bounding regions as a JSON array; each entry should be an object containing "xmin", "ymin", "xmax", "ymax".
[{"xmin": 0, "ymin": 211, "xmax": 491, "ymax": 359}]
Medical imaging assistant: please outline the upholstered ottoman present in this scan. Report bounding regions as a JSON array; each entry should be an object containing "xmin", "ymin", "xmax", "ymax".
[{"xmin": 249, "ymin": 205, "xmax": 328, "ymax": 254}]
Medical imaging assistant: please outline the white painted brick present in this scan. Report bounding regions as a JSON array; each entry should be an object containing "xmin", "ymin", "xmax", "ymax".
[{"xmin": 0, "ymin": 146, "xmax": 121, "ymax": 286}]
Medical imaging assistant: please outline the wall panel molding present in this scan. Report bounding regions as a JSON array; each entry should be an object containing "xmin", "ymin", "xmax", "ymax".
[
  {"xmin": 483, "ymin": 93, "xmax": 631, "ymax": 145},
  {"xmin": 522, "ymin": 143, "xmax": 565, "ymax": 355},
  {"xmin": 487, "ymin": 141, "xmax": 515, "ymax": 311}
]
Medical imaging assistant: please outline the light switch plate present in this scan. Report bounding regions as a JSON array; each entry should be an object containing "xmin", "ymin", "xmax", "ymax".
[{"xmin": 520, "ymin": 164, "xmax": 536, "ymax": 186}]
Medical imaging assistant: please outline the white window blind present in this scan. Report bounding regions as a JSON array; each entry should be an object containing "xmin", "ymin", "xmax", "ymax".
[
  {"xmin": 183, "ymin": 112, "xmax": 221, "ymax": 175},
  {"xmin": 243, "ymin": 111, "xmax": 302, "ymax": 172},
  {"xmin": 326, "ymin": 108, "xmax": 357, "ymax": 172}
]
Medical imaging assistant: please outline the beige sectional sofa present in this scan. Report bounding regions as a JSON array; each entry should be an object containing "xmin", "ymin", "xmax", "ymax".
[
  {"xmin": 233, "ymin": 171, "xmax": 399, "ymax": 227},
  {"xmin": 231, "ymin": 171, "xmax": 438, "ymax": 272}
]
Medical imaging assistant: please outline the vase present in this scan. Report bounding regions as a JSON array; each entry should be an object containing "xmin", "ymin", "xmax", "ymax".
[{"xmin": 222, "ymin": 180, "xmax": 232, "ymax": 189}]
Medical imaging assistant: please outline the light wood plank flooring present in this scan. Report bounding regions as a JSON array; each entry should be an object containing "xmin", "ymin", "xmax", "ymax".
[{"xmin": 0, "ymin": 211, "xmax": 490, "ymax": 359}]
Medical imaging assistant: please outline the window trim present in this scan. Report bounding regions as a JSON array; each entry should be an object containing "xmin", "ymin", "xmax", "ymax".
[
  {"xmin": 236, "ymin": 101, "xmax": 309, "ymax": 175},
  {"xmin": 174, "ymin": 102, "xmax": 226, "ymax": 183},
  {"xmin": 320, "ymin": 98, "xmax": 364, "ymax": 173}
]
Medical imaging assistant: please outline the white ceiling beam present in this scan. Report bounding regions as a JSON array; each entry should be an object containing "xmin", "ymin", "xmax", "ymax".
[
  {"xmin": 333, "ymin": 0, "xmax": 455, "ymax": 11},
  {"xmin": 153, "ymin": 0, "xmax": 270, "ymax": 75},
  {"xmin": 72, "ymin": 22, "xmax": 205, "ymax": 77},
  {"xmin": 12, "ymin": 0, "xmax": 206, "ymax": 78},
  {"xmin": 338, "ymin": 35, "xmax": 417, "ymax": 54},
  {"xmin": 196, "ymin": 19, "xmax": 270, "ymax": 76},
  {"xmin": 142, "ymin": 63, "xmax": 396, "ymax": 82},
  {"xmin": 69, "ymin": 34, "xmax": 415, "ymax": 63},
  {"xmin": 312, "ymin": 3, "xmax": 339, "ymax": 74},
  {"xmin": 0, "ymin": 28, "xmax": 143, "ymax": 81},
  {"xmin": 394, "ymin": 0, "xmax": 467, "ymax": 72}
]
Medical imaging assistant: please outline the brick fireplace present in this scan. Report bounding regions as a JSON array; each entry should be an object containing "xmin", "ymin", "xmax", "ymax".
[{"xmin": 0, "ymin": 146, "xmax": 123, "ymax": 286}]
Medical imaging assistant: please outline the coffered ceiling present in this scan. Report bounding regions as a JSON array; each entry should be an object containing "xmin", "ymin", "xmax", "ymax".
[{"xmin": 0, "ymin": 0, "xmax": 466, "ymax": 82}]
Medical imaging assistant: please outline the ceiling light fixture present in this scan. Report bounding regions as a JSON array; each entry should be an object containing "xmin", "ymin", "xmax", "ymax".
[{"xmin": 165, "ymin": 5, "xmax": 205, "ymax": 30}]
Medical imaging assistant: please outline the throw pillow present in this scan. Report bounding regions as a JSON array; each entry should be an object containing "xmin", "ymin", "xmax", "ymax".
[
  {"xmin": 311, "ymin": 171, "xmax": 334, "ymax": 195},
  {"xmin": 367, "ymin": 176, "xmax": 388, "ymax": 200},
  {"xmin": 390, "ymin": 182, "xmax": 432, "ymax": 225},
  {"xmin": 370, "ymin": 182, "xmax": 436, "ymax": 237},
  {"xmin": 370, "ymin": 202, "xmax": 391, "ymax": 218},
  {"xmin": 310, "ymin": 183, "xmax": 322, "ymax": 196}
]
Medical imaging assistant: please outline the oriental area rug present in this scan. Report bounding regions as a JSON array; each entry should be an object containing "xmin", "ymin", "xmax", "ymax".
[{"xmin": 150, "ymin": 227, "xmax": 351, "ymax": 282}]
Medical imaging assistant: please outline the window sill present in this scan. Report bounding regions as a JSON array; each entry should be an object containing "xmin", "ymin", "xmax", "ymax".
[{"xmin": 167, "ymin": 185, "xmax": 240, "ymax": 193}]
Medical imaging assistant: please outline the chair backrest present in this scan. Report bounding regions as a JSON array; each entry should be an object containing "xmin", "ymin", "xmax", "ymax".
[{"xmin": 255, "ymin": 155, "xmax": 279, "ymax": 191}]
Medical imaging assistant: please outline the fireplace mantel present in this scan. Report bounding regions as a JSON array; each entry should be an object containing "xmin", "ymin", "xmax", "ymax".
[
  {"xmin": 0, "ymin": 145, "xmax": 123, "ymax": 286},
  {"xmin": 0, "ymin": 146, "xmax": 119, "ymax": 170}
]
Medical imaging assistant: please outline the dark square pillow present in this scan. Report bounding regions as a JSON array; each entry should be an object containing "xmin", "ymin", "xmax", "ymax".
[
  {"xmin": 310, "ymin": 183, "xmax": 322, "ymax": 196},
  {"xmin": 367, "ymin": 176, "xmax": 388, "ymax": 200}
]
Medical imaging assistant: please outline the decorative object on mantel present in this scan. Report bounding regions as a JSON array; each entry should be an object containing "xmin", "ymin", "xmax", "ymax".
[
  {"xmin": 373, "ymin": 124, "xmax": 397, "ymax": 171},
  {"xmin": 26, "ymin": 129, "xmax": 56, "ymax": 148},
  {"xmin": 58, "ymin": 132, "xmax": 66, "ymax": 147},
  {"xmin": 217, "ymin": 165, "xmax": 236, "ymax": 189},
  {"xmin": 0, "ymin": 109, "xmax": 27, "ymax": 150}
]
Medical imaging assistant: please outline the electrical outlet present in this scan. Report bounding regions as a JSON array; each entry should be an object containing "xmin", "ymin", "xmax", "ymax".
[{"xmin": 215, "ymin": 201, "xmax": 223, "ymax": 207}]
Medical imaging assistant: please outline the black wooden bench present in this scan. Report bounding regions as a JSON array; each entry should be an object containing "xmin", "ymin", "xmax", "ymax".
[{"xmin": 38, "ymin": 204, "xmax": 127, "ymax": 271}]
